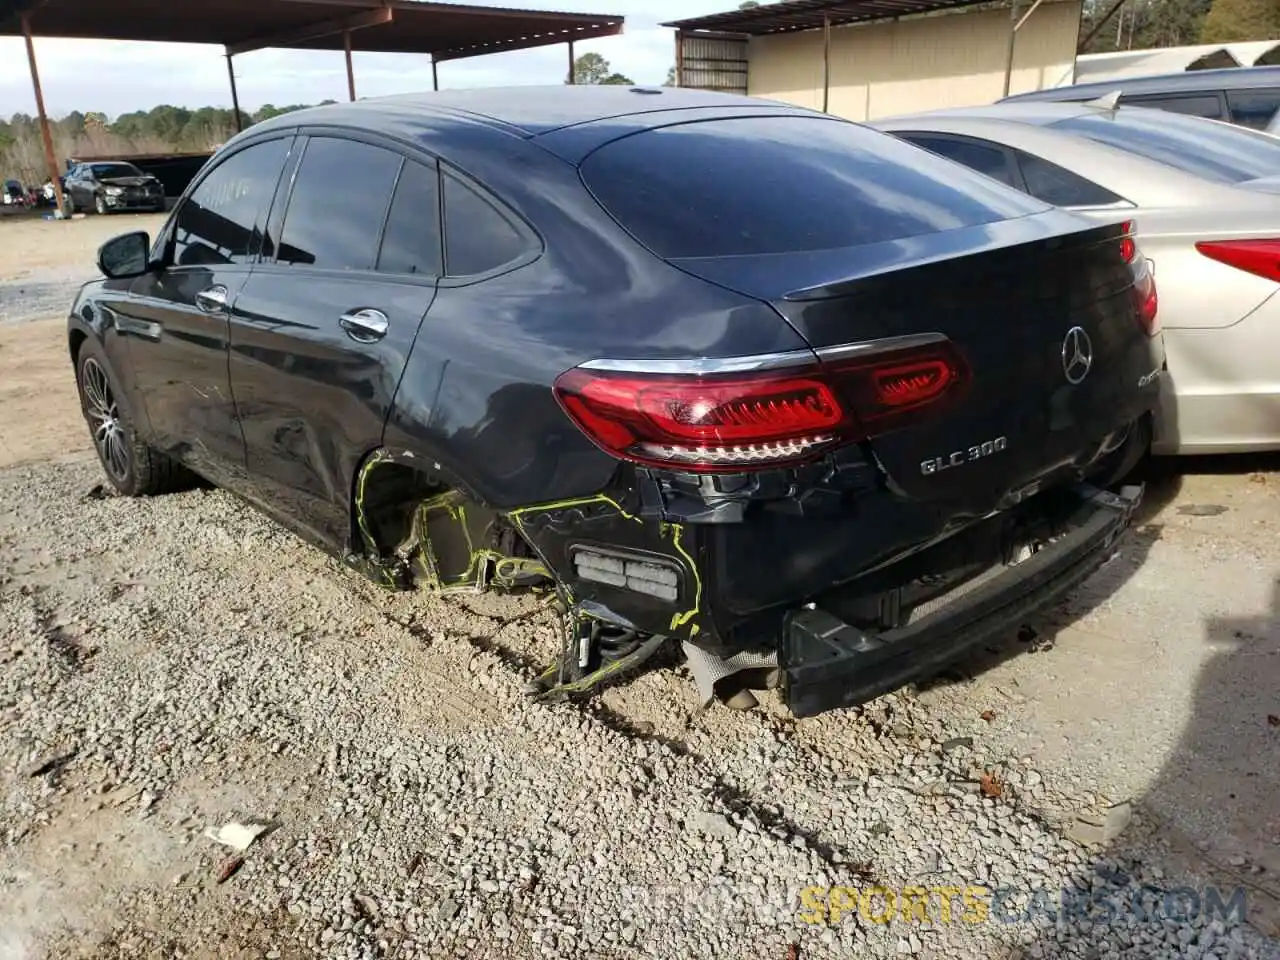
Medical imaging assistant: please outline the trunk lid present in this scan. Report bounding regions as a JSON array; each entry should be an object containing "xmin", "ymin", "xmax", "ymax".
[{"xmin": 670, "ymin": 213, "xmax": 1160, "ymax": 512}]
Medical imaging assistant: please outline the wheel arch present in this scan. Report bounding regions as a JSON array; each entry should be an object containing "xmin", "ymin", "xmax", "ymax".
[{"xmin": 346, "ymin": 443, "xmax": 551, "ymax": 593}]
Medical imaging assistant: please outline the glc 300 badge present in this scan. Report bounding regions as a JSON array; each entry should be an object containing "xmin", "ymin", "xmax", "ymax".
[{"xmin": 921, "ymin": 437, "xmax": 1009, "ymax": 475}]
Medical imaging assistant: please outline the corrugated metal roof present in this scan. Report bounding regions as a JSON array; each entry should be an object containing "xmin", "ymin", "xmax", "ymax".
[
  {"xmin": 1071, "ymin": 39, "xmax": 1280, "ymax": 85},
  {"xmin": 664, "ymin": 0, "xmax": 997, "ymax": 36},
  {"xmin": 0, "ymin": 0, "xmax": 623, "ymax": 62}
]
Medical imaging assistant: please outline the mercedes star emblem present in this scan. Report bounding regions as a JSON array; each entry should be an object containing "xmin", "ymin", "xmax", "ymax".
[{"xmin": 1062, "ymin": 326, "xmax": 1094, "ymax": 385}]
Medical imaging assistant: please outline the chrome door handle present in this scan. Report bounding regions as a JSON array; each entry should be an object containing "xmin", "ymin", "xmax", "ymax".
[
  {"xmin": 339, "ymin": 308, "xmax": 389, "ymax": 343},
  {"xmin": 195, "ymin": 285, "xmax": 228, "ymax": 313}
]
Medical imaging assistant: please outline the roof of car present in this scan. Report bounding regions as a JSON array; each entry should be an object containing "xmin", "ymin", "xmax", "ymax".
[
  {"xmin": 873, "ymin": 100, "xmax": 1108, "ymax": 129},
  {"xmin": 1002, "ymin": 64, "xmax": 1280, "ymax": 103},
  {"xmin": 251, "ymin": 85, "xmax": 793, "ymax": 139}
]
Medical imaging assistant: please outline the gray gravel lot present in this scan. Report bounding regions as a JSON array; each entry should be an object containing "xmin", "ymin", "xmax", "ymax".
[
  {"xmin": 0, "ymin": 213, "xmax": 1278, "ymax": 959},
  {"xmin": 2, "ymin": 458, "xmax": 1278, "ymax": 960}
]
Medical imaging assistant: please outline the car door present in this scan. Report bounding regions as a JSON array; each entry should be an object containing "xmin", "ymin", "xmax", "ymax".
[
  {"xmin": 228, "ymin": 133, "xmax": 441, "ymax": 550},
  {"xmin": 112, "ymin": 135, "xmax": 296, "ymax": 487},
  {"xmin": 65, "ymin": 165, "xmax": 89, "ymax": 207}
]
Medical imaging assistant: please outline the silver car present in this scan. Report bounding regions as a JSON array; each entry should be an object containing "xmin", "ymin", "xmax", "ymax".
[{"xmin": 873, "ymin": 101, "xmax": 1280, "ymax": 456}]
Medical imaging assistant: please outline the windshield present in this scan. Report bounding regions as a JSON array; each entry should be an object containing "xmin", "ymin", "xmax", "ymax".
[
  {"xmin": 1052, "ymin": 108, "xmax": 1280, "ymax": 184},
  {"xmin": 91, "ymin": 163, "xmax": 144, "ymax": 179},
  {"xmin": 581, "ymin": 115, "xmax": 1048, "ymax": 259}
]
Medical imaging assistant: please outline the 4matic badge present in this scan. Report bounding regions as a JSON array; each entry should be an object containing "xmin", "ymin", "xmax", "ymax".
[{"xmin": 921, "ymin": 437, "xmax": 1009, "ymax": 476}]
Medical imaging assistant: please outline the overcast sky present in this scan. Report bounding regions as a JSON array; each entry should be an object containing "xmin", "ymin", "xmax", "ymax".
[{"xmin": 0, "ymin": 1, "xmax": 733, "ymax": 119}]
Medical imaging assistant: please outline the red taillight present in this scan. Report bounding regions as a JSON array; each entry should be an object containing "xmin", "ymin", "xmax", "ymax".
[
  {"xmin": 554, "ymin": 340, "xmax": 968, "ymax": 473},
  {"xmin": 1131, "ymin": 258, "xmax": 1159, "ymax": 337},
  {"xmin": 1121, "ymin": 223, "xmax": 1158, "ymax": 336},
  {"xmin": 1120, "ymin": 220, "xmax": 1137, "ymax": 264},
  {"xmin": 1195, "ymin": 239, "xmax": 1280, "ymax": 284}
]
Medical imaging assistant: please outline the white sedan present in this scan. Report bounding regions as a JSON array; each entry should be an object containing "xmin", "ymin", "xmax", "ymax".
[{"xmin": 874, "ymin": 101, "xmax": 1280, "ymax": 455}]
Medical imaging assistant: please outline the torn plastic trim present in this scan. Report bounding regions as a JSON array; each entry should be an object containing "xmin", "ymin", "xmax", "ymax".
[
  {"xmin": 349, "ymin": 447, "xmax": 549, "ymax": 595},
  {"xmin": 505, "ymin": 492, "xmax": 707, "ymax": 642}
]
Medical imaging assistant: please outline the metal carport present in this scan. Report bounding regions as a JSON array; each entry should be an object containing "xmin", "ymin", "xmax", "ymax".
[{"xmin": 0, "ymin": 0, "xmax": 624, "ymax": 215}]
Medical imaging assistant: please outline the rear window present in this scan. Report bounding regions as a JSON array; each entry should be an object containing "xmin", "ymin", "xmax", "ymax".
[
  {"xmin": 581, "ymin": 116, "xmax": 1048, "ymax": 259},
  {"xmin": 1052, "ymin": 109, "xmax": 1280, "ymax": 184}
]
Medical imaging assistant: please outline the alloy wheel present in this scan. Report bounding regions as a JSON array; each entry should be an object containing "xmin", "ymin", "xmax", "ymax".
[{"xmin": 82, "ymin": 357, "xmax": 129, "ymax": 482}]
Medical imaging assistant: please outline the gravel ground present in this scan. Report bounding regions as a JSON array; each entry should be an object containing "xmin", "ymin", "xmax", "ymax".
[
  {"xmin": 1, "ymin": 457, "xmax": 1277, "ymax": 960},
  {"xmin": 1, "ymin": 213, "xmax": 1278, "ymax": 959},
  {"xmin": 0, "ymin": 213, "xmax": 168, "ymax": 326}
]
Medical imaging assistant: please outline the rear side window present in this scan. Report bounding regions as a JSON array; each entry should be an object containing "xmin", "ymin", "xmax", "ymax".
[
  {"xmin": 377, "ymin": 159, "xmax": 443, "ymax": 277},
  {"xmin": 1052, "ymin": 109, "xmax": 1280, "ymax": 184},
  {"xmin": 581, "ymin": 116, "xmax": 1049, "ymax": 259},
  {"xmin": 1013, "ymin": 149, "xmax": 1124, "ymax": 207},
  {"xmin": 899, "ymin": 135, "xmax": 1017, "ymax": 187},
  {"xmin": 173, "ymin": 138, "xmax": 290, "ymax": 267},
  {"xmin": 277, "ymin": 137, "xmax": 401, "ymax": 270},
  {"xmin": 1124, "ymin": 94, "xmax": 1224, "ymax": 119},
  {"xmin": 442, "ymin": 169, "xmax": 530, "ymax": 276},
  {"xmin": 1227, "ymin": 89, "xmax": 1280, "ymax": 130}
]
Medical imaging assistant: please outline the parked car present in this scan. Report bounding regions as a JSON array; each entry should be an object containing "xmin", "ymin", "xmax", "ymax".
[
  {"xmin": 2, "ymin": 179, "xmax": 26, "ymax": 206},
  {"xmin": 69, "ymin": 87, "xmax": 1162, "ymax": 717},
  {"xmin": 1002, "ymin": 65, "xmax": 1280, "ymax": 131},
  {"xmin": 63, "ymin": 161, "xmax": 165, "ymax": 215},
  {"xmin": 874, "ymin": 101, "xmax": 1280, "ymax": 456}
]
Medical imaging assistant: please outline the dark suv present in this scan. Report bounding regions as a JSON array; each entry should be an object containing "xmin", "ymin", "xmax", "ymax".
[
  {"xmin": 69, "ymin": 87, "xmax": 1163, "ymax": 717},
  {"xmin": 1003, "ymin": 65, "xmax": 1280, "ymax": 131},
  {"xmin": 64, "ymin": 160, "xmax": 165, "ymax": 215}
]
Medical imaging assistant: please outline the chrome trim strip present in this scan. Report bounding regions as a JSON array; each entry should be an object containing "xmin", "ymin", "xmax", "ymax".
[
  {"xmin": 578, "ymin": 349, "xmax": 818, "ymax": 375},
  {"xmin": 578, "ymin": 333, "xmax": 950, "ymax": 376},
  {"xmin": 814, "ymin": 332, "xmax": 948, "ymax": 364}
]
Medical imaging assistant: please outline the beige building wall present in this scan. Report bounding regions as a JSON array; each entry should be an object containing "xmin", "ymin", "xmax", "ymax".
[{"xmin": 747, "ymin": 0, "xmax": 1082, "ymax": 121}]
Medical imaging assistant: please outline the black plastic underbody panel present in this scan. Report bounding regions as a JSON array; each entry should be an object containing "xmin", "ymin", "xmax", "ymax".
[{"xmin": 782, "ymin": 483, "xmax": 1141, "ymax": 718}]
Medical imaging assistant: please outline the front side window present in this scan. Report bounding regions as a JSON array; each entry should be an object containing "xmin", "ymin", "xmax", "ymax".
[
  {"xmin": 1053, "ymin": 108, "xmax": 1280, "ymax": 184},
  {"xmin": 276, "ymin": 137, "xmax": 402, "ymax": 271},
  {"xmin": 172, "ymin": 138, "xmax": 290, "ymax": 267},
  {"xmin": 582, "ymin": 116, "xmax": 1047, "ymax": 259}
]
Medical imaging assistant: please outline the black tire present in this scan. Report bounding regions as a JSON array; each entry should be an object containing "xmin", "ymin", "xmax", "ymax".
[
  {"xmin": 64, "ymin": 193, "xmax": 76, "ymax": 216},
  {"xmin": 74, "ymin": 339, "xmax": 191, "ymax": 496},
  {"xmin": 94, "ymin": 193, "xmax": 107, "ymax": 215}
]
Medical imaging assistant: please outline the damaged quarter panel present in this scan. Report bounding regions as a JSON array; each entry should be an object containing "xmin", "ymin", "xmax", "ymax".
[{"xmin": 378, "ymin": 107, "xmax": 812, "ymax": 641}]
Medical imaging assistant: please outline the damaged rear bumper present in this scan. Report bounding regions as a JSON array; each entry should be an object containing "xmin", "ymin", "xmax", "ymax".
[{"xmin": 782, "ymin": 482, "xmax": 1142, "ymax": 718}]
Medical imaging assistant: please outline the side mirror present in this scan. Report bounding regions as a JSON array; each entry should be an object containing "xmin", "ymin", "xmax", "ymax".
[{"xmin": 98, "ymin": 231, "xmax": 152, "ymax": 279}]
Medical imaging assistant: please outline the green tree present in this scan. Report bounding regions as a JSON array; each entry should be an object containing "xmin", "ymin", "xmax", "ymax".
[
  {"xmin": 664, "ymin": 66, "xmax": 677, "ymax": 87},
  {"xmin": 739, "ymin": 1, "xmax": 760, "ymax": 7},
  {"xmin": 1200, "ymin": 0, "xmax": 1280, "ymax": 42},
  {"xmin": 1080, "ymin": 0, "xmax": 1215, "ymax": 53},
  {"xmin": 572, "ymin": 51, "xmax": 631, "ymax": 86}
]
